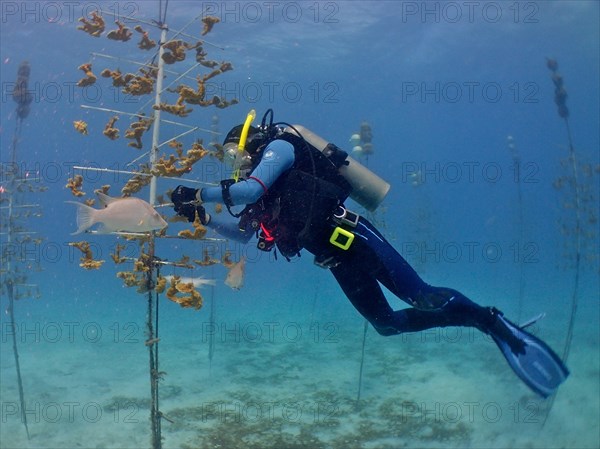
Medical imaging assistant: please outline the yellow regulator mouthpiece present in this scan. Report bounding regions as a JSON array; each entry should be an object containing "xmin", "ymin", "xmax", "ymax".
[{"xmin": 233, "ymin": 109, "xmax": 256, "ymax": 181}]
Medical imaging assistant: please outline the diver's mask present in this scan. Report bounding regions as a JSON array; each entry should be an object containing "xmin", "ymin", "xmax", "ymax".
[{"xmin": 223, "ymin": 142, "xmax": 253, "ymax": 171}]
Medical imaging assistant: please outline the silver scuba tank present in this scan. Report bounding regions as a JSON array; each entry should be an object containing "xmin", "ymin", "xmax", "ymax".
[{"xmin": 283, "ymin": 125, "xmax": 390, "ymax": 211}]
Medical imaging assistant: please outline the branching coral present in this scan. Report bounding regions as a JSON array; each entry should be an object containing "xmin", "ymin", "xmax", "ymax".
[
  {"xmin": 178, "ymin": 210, "xmax": 207, "ymax": 240},
  {"xmin": 134, "ymin": 25, "xmax": 156, "ymax": 50},
  {"xmin": 110, "ymin": 243, "xmax": 128, "ymax": 264},
  {"xmin": 153, "ymin": 96, "xmax": 193, "ymax": 117},
  {"xmin": 161, "ymin": 40, "xmax": 190, "ymax": 64},
  {"xmin": 107, "ymin": 20, "xmax": 133, "ymax": 41},
  {"xmin": 69, "ymin": 241, "xmax": 105, "ymax": 270},
  {"xmin": 77, "ymin": 63, "xmax": 97, "ymax": 87},
  {"xmin": 201, "ymin": 16, "xmax": 220, "ymax": 35},
  {"xmin": 117, "ymin": 270, "xmax": 142, "ymax": 288},
  {"xmin": 169, "ymin": 69, "xmax": 238, "ymax": 110},
  {"xmin": 165, "ymin": 276, "xmax": 203, "ymax": 309},
  {"xmin": 169, "ymin": 78, "xmax": 206, "ymax": 105},
  {"xmin": 101, "ymin": 69, "xmax": 133, "ymax": 87},
  {"xmin": 116, "ymin": 252, "xmax": 155, "ymax": 292},
  {"xmin": 77, "ymin": 11, "xmax": 105, "ymax": 37},
  {"xmin": 121, "ymin": 164, "xmax": 152, "ymax": 196},
  {"xmin": 73, "ymin": 120, "xmax": 88, "ymax": 135},
  {"xmin": 222, "ymin": 250, "xmax": 234, "ymax": 268},
  {"xmin": 66, "ymin": 174, "xmax": 85, "ymax": 196},
  {"xmin": 94, "ymin": 185, "xmax": 111, "ymax": 196},
  {"xmin": 194, "ymin": 248, "xmax": 220, "ymax": 267},
  {"xmin": 155, "ymin": 275, "xmax": 167, "ymax": 293},
  {"xmin": 125, "ymin": 116, "xmax": 153, "ymax": 149},
  {"xmin": 151, "ymin": 140, "xmax": 209, "ymax": 177},
  {"xmin": 103, "ymin": 116, "xmax": 120, "ymax": 140},
  {"xmin": 122, "ymin": 72, "xmax": 155, "ymax": 96}
]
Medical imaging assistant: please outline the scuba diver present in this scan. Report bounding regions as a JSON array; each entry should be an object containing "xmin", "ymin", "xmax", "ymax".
[{"xmin": 171, "ymin": 109, "xmax": 569, "ymax": 398}]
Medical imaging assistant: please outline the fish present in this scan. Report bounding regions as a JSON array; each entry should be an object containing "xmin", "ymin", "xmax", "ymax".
[
  {"xmin": 163, "ymin": 275, "xmax": 217, "ymax": 288},
  {"xmin": 224, "ymin": 256, "xmax": 246, "ymax": 290},
  {"xmin": 68, "ymin": 192, "xmax": 168, "ymax": 235}
]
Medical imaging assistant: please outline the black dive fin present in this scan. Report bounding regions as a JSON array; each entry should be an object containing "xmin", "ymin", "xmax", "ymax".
[{"xmin": 490, "ymin": 314, "xmax": 569, "ymax": 398}]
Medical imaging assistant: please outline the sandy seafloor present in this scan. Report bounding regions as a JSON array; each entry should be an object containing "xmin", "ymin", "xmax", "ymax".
[
  {"xmin": 1, "ymin": 1, "xmax": 599, "ymax": 448},
  {"xmin": 1, "ymin": 270, "xmax": 598, "ymax": 449}
]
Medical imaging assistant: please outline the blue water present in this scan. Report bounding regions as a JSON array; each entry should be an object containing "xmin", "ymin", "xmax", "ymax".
[{"xmin": 1, "ymin": 1, "xmax": 598, "ymax": 448}]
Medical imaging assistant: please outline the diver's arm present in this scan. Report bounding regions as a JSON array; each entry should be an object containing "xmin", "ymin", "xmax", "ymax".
[
  {"xmin": 172, "ymin": 139, "xmax": 294, "ymax": 242},
  {"xmin": 205, "ymin": 213, "xmax": 254, "ymax": 243},
  {"xmin": 200, "ymin": 139, "xmax": 295, "ymax": 205}
]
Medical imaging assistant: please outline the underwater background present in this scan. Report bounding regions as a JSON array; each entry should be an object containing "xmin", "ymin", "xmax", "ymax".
[{"xmin": 0, "ymin": 1, "xmax": 598, "ymax": 448}]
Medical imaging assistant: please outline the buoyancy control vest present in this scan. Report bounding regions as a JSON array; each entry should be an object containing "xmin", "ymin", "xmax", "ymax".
[{"xmin": 238, "ymin": 131, "xmax": 352, "ymax": 259}]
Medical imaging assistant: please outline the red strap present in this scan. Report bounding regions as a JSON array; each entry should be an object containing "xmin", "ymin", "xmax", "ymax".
[
  {"xmin": 260, "ymin": 223, "xmax": 275, "ymax": 241},
  {"xmin": 247, "ymin": 175, "xmax": 268, "ymax": 194}
]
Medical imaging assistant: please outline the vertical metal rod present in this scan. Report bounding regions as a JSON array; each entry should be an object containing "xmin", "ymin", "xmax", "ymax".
[
  {"xmin": 511, "ymin": 152, "xmax": 525, "ymax": 324},
  {"xmin": 6, "ymin": 114, "xmax": 31, "ymax": 440},
  {"xmin": 147, "ymin": 25, "xmax": 168, "ymax": 449},
  {"xmin": 6, "ymin": 283, "xmax": 30, "ymax": 439},
  {"xmin": 208, "ymin": 264, "xmax": 216, "ymax": 372},
  {"xmin": 560, "ymin": 118, "xmax": 581, "ymax": 364},
  {"xmin": 356, "ymin": 149, "xmax": 374, "ymax": 408},
  {"xmin": 149, "ymin": 26, "xmax": 168, "ymax": 206},
  {"xmin": 355, "ymin": 320, "xmax": 369, "ymax": 407}
]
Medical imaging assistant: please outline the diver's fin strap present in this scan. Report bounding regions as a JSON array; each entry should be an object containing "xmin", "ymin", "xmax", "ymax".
[{"xmin": 520, "ymin": 312, "xmax": 546, "ymax": 329}]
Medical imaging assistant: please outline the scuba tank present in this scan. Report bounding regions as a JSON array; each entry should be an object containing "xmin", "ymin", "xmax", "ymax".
[{"xmin": 282, "ymin": 125, "xmax": 390, "ymax": 211}]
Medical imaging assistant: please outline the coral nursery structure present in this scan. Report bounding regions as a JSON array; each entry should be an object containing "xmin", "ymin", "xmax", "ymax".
[
  {"xmin": 541, "ymin": 58, "xmax": 600, "ymax": 424},
  {"xmin": 69, "ymin": 6, "xmax": 239, "ymax": 448},
  {"xmin": 1, "ymin": 61, "xmax": 44, "ymax": 441}
]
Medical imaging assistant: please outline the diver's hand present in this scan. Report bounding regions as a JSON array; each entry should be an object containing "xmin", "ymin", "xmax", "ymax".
[
  {"xmin": 171, "ymin": 185, "xmax": 208, "ymax": 223},
  {"xmin": 176, "ymin": 203, "xmax": 209, "ymax": 224},
  {"xmin": 171, "ymin": 185, "xmax": 200, "ymax": 207}
]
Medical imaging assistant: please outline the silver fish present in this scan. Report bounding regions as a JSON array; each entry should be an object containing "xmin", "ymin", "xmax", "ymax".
[
  {"xmin": 163, "ymin": 275, "xmax": 217, "ymax": 288},
  {"xmin": 68, "ymin": 192, "xmax": 167, "ymax": 234},
  {"xmin": 225, "ymin": 257, "xmax": 246, "ymax": 290}
]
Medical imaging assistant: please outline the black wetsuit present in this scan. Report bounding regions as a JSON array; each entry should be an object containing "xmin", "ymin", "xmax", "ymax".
[
  {"xmin": 326, "ymin": 217, "xmax": 489, "ymax": 335},
  {"xmin": 176, "ymin": 128, "xmax": 569, "ymax": 398},
  {"xmin": 202, "ymin": 135, "xmax": 494, "ymax": 335}
]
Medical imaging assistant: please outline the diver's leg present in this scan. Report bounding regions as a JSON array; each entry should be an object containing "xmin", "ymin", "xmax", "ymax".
[
  {"xmin": 352, "ymin": 218, "xmax": 569, "ymax": 396},
  {"xmin": 328, "ymin": 222, "xmax": 479, "ymax": 336},
  {"xmin": 329, "ymin": 262, "xmax": 412, "ymax": 336},
  {"xmin": 353, "ymin": 217, "xmax": 492, "ymax": 327}
]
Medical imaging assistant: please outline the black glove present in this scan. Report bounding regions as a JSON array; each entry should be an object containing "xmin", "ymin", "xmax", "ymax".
[
  {"xmin": 171, "ymin": 185, "xmax": 207, "ymax": 223},
  {"xmin": 176, "ymin": 203, "xmax": 208, "ymax": 224},
  {"xmin": 171, "ymin": 185, "xmax": 199, "ymax": 207}
]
